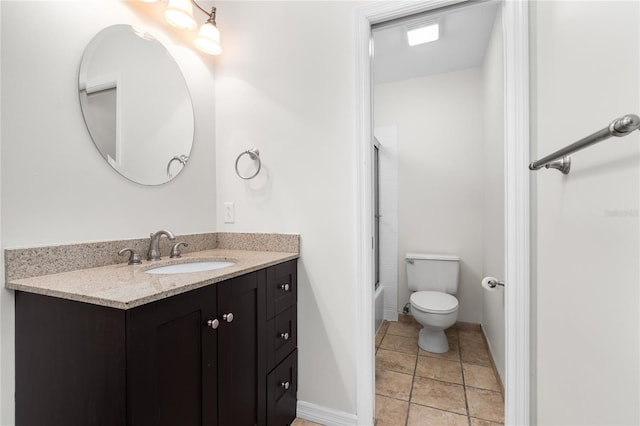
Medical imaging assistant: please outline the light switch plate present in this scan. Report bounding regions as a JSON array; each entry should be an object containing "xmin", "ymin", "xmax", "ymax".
[{"xmin": 223, "ymin": 202, "xmax": 235, "ymax": 224}]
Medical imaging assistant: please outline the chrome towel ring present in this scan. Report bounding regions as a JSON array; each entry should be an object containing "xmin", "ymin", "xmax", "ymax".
[
  {"xmin": 167, "ymin": 154, "xmax": 189, "ymax": 179},
  {"xmin": 235, "ymin": 148, "xmax": 261, "ymax": 180}
]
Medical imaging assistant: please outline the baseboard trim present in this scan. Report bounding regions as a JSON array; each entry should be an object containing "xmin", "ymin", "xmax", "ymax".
[
  {"xmin": 481, "ymin": 324, "xmax": 505, "ymax": 397},
  {"xmin": 297, "ymin": 400, "xmax": 358, "ymax": 426}
]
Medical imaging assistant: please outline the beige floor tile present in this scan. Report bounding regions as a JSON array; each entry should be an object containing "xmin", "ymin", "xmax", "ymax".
[
  {"xmin": 376, "ymin": 332, "xmax": 384, "ymax": 349},
  {"xmin": 445, "ymin": 326, "xmax": 459, "ymax": 339},
  {"xmin": 466, "ymin": 387, "xmax": 504, "ymax": 423},
  {"xmin": 376, "ymin": 369, "xmax": 414, "ymax": 401},
  {"xmin": 463, "ymin": 363, "xmax": 500, "ymax": 391},
  {"xmin": 376, "ymin": 323, "xmax": 388, "ymax": 348},
  {"xmin": 376, "ymin": 349, "xmax": 417, "ymax": 375},
  {"xmin": 458, "ymin": 330, "xmax": 485, "ymax": 347},
  {"xmin": 407, "ymin": 404, "xmax": 469, "ymax": 426},
  {"xmin": 470, "ymin": 417, "xmax": 503, "ymax": 426},
  {"xmin": 380, "ymin": 334, "xmax": 418, "ymax": 355},
  {"xmin": 410, "ymin": 376, "xmax": 467, "ymax": 415},
  {"xmin": 456, "ymin": 322, "xmax": 481, "ymax": 332},
  {"xmin": 415, "ymin": 356, "xmax": 463, "ymax": 384},
  {"xmin": 375, "ymin": 318, "xmax": 502, "ymax": 426},
  {"xmin": 398, "ymin": 314, "xmax": 419, "ymax": 325},
  {"xmin": 419, "ymin": 336, "xmax": 460, "ymax": 361},
  {"xmin": 377, "ymin": 320, "xmax": 390, "ymax": 337},
  {"xmin": 292, "ymin": 419, "xmax": 324, "ymax": 425},
  {"xmin": 375, "ymin": 394, "xmax": 409, "ymax": 426},
  {"xmin": 386, "ymin": 321, "xmax": 421, "ymax": 338},
  {"xmin": 460, "ymin": 341, "xmax": 491, "ymax": 366}
]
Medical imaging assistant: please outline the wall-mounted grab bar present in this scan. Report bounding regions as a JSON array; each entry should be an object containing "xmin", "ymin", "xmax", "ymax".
[{"xmin": 529, "ymin": 114, "xmax": 640, "ymax": 174}]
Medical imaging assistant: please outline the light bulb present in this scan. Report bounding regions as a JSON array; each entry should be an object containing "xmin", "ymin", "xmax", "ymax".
[
  {"xmin": 164, "ymin": 0, "xmax": 196, "ymax": 30},
  {"xmin": 194, "ymin": 22, "xmax": 222, "ymax": 55}
]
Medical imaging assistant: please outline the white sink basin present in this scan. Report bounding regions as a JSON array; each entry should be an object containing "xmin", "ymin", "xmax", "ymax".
[{"xmin": 145, "ymin": 261, "xmax": 235, "ymax": 274}]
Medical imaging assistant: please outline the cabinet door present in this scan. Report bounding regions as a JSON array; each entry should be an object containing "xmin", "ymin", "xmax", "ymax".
[
  {"xmin": 217, "ymin": 272, "xmax": 267, "ymax": 426},
  {"xmin": 16, "ymin": 292, "xmax": 126, "ymax": 426},
  {"xmin": 127, "ymin": 284, "xmax": 218, "ymax": 426}
]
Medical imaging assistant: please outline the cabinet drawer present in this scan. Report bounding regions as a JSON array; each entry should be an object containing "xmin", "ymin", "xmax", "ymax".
[
  {"xmin": 267, "ymin": 350, "xmax": 297, "ymax": 426},
  {"xmin": 267, "ymin": 305, "xmax": 297, "ymax": 371},
  {"xmin": 266, "ymin": 260, "xmax": 297, "ymax": 320}
]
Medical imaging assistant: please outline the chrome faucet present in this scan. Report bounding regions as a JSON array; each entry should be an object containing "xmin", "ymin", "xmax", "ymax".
[{"xmin": 147, "ymin": 229, "xmax": 176, "ymax": 261}]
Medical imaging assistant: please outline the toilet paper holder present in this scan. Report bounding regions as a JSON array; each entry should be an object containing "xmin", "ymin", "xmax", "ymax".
[{"xmin": 487, "ymin": 279, "xmax": 505, "ymax": 288}]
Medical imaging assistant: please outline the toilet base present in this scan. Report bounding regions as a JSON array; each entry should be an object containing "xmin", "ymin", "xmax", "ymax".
[{"xmin": 418, "ymin": 327, "xmax": 449, "ymax": 354}]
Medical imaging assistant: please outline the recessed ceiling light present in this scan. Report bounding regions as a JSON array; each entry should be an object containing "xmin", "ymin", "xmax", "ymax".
[{"xmin": 406, "ymin": 22, "xmax": 440, "ymax": 46}]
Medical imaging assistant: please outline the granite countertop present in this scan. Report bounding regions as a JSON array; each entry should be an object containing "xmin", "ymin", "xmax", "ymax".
[{"xmin": 6, "ymin": 249, "xmax": 298, "ymax": 310}]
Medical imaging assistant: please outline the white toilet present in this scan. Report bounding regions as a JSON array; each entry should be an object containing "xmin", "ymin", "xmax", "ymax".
[{"xmin": 406, "ymin": 253, "xmax": 460, "ymax": 353}]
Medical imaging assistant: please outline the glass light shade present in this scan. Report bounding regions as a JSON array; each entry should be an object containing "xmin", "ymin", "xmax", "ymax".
[
  {"xmin": 164, "ymin": 0, "xmax": 196, "ymax": 30},
  {"xmin": 407, "ymin": 23, "xmax": 440, "ymax": 46},
  {"xmin": 194, "ymin": 22, "xmax": 222, "ymax": 55}
]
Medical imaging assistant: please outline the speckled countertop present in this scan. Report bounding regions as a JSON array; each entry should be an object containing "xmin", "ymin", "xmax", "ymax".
[{"xmin": 6, "ymin": 249, "xmax": 298, "ymax": 310}]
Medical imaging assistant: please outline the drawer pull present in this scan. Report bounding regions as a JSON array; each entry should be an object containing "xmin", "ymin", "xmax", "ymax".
[
  {"xmin": 222, "ymin": 313, "xmax": 234, "ymax": 323},
  {"xmin": 279, "ymin": 283, "xmax": 290, "ymax": 292},
  {"xmin": 280, "ymin": 381, "xmax": 290, "ymax": 390},
  {"xmin": 279, "ymin": 332, "xmax": 290, "ymax": 341},
  {"xmin": 206, "ymin": 319, "xmax": 219, "ymax": 329}
]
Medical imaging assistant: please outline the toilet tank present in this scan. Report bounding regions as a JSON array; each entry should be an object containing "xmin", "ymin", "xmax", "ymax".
[{"xmin": 405, "ymin": 253, "xmax": 460, "ymax": 295}]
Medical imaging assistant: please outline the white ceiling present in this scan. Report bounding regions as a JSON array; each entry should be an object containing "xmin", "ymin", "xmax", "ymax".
[{"xmin": 373, "ymin": 2, "xmax": 500, "ymax": 84}]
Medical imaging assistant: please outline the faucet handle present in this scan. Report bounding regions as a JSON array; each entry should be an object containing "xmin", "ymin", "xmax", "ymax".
[
  {"xmin": 170, "ymin": 242, "xmax": 188, "ymax": 258},
  {"xmin": 118, "ymin": 248, "xmax": 142, "ymax": 265}
]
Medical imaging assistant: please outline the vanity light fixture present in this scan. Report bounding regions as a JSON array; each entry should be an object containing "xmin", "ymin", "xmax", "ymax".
[
  {"xmin": 164, "ymin": 0, "xmax": 197, "ymax": 30},
  {"xmin": 406, "ymin": 21, "xmax": 440, "ymax": 46},
  {"xmin": 194, "ymin": 10, "xmax": 221, "ymax": 55},
  {"xmin": 144, "ymin": 0, "xmax": 222, "ymax": 55}
]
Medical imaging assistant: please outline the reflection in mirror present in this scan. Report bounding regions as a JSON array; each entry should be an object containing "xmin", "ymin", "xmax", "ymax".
[{"xmin": 79, "ymin": 25, "xmax": 194, "ymax": 185}]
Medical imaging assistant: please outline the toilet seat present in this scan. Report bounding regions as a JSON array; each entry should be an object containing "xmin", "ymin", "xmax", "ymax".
[{"xmin": 410, "ymin": 291, "xmax": 458, "ymax": 314}]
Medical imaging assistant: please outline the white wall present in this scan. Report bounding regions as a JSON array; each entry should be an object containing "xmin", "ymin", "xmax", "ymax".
[
  {"xmin": 1, "ymin": 1, "xmax": 217, "ymax": 423},
  {"xmin": 481, "ymin": 8, "xmax": 505, "ymax": 382},
  {"xmin": 532, "ymin": 1, "xmax": 639, "ymax": 424},
  {"xmin": 375, "ymin": 68, "xmax": 485, "ymax": 323},
  {"xmin": 214, "ymin": 1, "xmax": 360, "ymax": 415}
]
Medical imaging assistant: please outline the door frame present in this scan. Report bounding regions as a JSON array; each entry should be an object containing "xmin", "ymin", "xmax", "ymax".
[{"xmin": 354, "ymin": 1, "xmax": 531, "ymax": 424}]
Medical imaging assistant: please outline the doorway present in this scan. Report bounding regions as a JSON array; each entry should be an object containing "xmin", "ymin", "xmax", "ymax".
[
  {"xmin": 372, "ymin": 1, "xmax": 505, "ymax": 422},
  {"xmin": 354, "ymin": 1, "xmax": 530, "ymax": 425}
]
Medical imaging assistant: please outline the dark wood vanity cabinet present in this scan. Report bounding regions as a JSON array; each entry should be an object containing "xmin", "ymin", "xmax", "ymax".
[
  {"xmin": 265, "ymin": 261, "xmax": 298, "ymax": 425},
  {"xmin": 15, "ymin": 260, "xmax": 298, "ymax": 426}
]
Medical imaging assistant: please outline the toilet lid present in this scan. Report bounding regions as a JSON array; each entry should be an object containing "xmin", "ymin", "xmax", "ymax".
[{"xmin": 411, "ymin": 291, "xmax": 458, "ymax": 314}]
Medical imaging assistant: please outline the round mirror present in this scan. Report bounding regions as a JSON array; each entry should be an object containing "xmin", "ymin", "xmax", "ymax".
[{"xmin": 78, "ymin": 25, "xmax": 194, "ymax": 185}]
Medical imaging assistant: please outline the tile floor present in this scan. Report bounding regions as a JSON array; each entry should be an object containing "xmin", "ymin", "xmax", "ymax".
[
  {"xmin": 293, "ymin": 316, "xmax": 504, "ymax": 426},
  {"xmin": 375, "ymin": 316, "xmax": 504, "ymax": 426}
]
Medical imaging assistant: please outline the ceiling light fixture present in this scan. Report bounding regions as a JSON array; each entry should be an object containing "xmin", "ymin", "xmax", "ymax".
[
  {"xmin": 145, "ymin": 0, "xmax": 222, "ymax": 55},
  {"xmin": 406, "ymin": 21, "xmax": 440, "ymax": 46}
]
